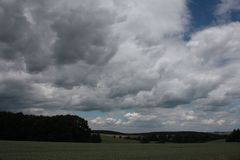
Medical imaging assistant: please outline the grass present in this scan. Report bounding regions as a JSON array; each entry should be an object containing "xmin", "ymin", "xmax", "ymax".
[{"xmin": 0, "ymin": 140, "xmax": 240, "ymax": 160}]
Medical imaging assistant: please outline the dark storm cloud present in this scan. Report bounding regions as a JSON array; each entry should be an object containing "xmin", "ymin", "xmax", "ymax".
[
  {"xmin": 0, "ymin": 0, "xmax": 118, "ymax": 74},
  {"xmin": 0, "ymin": 0, "xmax": 53, "ymax": 73},
  {"xmin": 52, "ymin": 5, "xmax": 118, "ymax": 65},
  {"xmin": 0, "ymin": 0, "xmax": 29, "ymax": 60},
  {"xmin": 0, "ymin": 79, "xmax": 36, "ymax": 110}
]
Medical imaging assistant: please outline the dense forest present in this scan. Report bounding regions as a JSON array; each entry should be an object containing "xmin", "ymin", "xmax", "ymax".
[
  {"xmin": 226, "ymin": 129, "xmax": 240, "ymax": 142},
  {"xmin": 0, "ymin": 112, "xmax": 101, "ymax": 143}
]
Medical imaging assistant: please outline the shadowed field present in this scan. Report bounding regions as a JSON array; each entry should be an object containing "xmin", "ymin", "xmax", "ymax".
[{"xmin": 0, "ymin": 140, "xmax": 240, "ymax": 160}]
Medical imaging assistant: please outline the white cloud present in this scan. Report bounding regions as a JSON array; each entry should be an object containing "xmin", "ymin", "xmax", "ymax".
[
  {"xmin": 124, "ymin": 112, "xmax": 157, "ymax": 122},
  {"xmin": 216, "ymin": 0, "xmax": 240, "ymax": 16},
  {"xmin": 162, "ymin": 120, "xmax": 176, "ymax": 126},
  {"xmin": 202, "ymin": 119, "xmax": 225, "ymax": 126},
  {"xmin": 90, "ymin": 117, "xmax": 107, "ymax": 125},
  {"xmin": 88, "ymin": 106, "xmax": 237, "ymax": 132},
  {"xmin": 114, "ymin": 0, "xmax": 188, "ymax": 45},
  {"xmin": 90, "ymin": 112, "xmax": 157, "ymax": 126}
]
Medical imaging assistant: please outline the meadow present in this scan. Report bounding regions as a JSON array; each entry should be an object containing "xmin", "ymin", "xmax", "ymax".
[{"xmin": 0, "ymin": 140, "xmax": 240, "ymax": 160}]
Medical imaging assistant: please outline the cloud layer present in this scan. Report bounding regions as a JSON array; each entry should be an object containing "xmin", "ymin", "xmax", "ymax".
[{"xmin": 0, "ymin": 0, "xmax": 240, "ymax": 131}]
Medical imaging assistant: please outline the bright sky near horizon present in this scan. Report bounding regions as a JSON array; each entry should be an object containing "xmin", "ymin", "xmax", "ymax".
[{"xmin": 0, "ymin": 0, "xmax": 240, "ymax": 132}]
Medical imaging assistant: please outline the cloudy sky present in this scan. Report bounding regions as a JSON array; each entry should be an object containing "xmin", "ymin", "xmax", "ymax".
[{"xmin": 0, "ymin": 0, "xmax": 240, "ymax": 132}]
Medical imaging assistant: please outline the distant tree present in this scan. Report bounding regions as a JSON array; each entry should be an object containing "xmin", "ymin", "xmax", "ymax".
[
  {"xmin": 149, "ymin": 134, "xmax": 158, "ymax": 141},
  {"xmin": 140, "ymin": 136, "xmax": 150, "ymax": 143},
  {"xmin": 157, "ymin": 135, "xmax": 167, "ymax": 143},
  {"xmin": 90, "ymin": 133, "xmax": 102, "ymax": 143},
  {"xmin": 226, "ymin": 129, "xmax": 240, "ymax": 142},
  {"xmin": 136, "ymin": 136, "xmax": 142, "ymax": 141}
]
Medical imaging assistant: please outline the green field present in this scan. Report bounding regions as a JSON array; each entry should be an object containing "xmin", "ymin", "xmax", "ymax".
[{"xmin": 0, "ymin": 140, "xmax": 240, "ymax": 160}]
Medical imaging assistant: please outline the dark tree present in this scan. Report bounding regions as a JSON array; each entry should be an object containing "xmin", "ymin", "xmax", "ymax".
[
  {"xmin": 148, "ymin": 134, "xmax": 158, "ymax": 141},
  {"xmin": 0, "ymin": 112, "xmax": 97, "ymax": 142},
  {"xmin": 90, "ymin": 133, "xmax": 102, "ymax": 143},
  {"xmin": 226, "ymin": 129, "xmax": 240, "ymax": 142},
  {"xmin": 140, "ymin": 136, "xmax": 150, "ymax": 143},
  {"xmin": 157, "ymin": 135, "xmax": 167, "ymax": 143}
]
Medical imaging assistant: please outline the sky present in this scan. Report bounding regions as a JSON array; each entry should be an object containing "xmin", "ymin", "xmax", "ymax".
[{"xmin": 0, "ymin": 0, "xmax": 240, "ymax": 133}]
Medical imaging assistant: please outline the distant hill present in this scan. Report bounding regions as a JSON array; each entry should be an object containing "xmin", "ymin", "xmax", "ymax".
[
  {"xmin": 94, "ymin": 130, "xmax": 225, "ymax": 143},
  {"xmin": 94, "ymin": 130, "xmax": 226, "ymax": 136},
  {"xmin": 93, "ymin": 130, "xmax": 125, "ymax": 135}
]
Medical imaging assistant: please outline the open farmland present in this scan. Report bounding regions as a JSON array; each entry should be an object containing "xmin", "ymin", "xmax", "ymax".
[{"xmin": 0, "ymin": 140, "xmax": 240, "ymax": 160}]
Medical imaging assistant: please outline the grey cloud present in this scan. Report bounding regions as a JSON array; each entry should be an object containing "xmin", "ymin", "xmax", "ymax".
[
  {"xmin": 0, "ymin": 0, "xmax": 54, "ymax": 73},
  {"xmin": 0, "ymin": 0, "xmax": 29, "ymax": 60},
  {"xmin": 0, "ymin": 79, "xmax": 37, "ymax": 110},
  {"xmin": 52, "ymin": 3, "xmax": 118, "ymax": 66},
  {"xmin": 0, "ymin": 0, "xmax": 119, "ymax": 74},
  {"xmin": 106, "ymin": 70, "xmax": 157, "ymax": 98},
  {"xmin": 226, "ymin": 89, "xmax": 240, "ymax": 99},
  {"xmin": 51, "ymin": 62, "xmax": 103, "ymax": 89}
]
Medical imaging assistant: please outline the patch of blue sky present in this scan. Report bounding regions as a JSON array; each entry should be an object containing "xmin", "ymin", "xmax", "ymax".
[
  {"xmin": 230, "ymin": 11, "xmax": 240, "ymax": 22},
  {"xmin": 189, "ymin": 0, "xmax": 220, "ymax": 30}
]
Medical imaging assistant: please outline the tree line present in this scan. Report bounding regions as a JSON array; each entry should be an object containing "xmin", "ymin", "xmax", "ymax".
[
  {"xmin": 124, "ymin": 132, "xmax": 224, "ymax": 143},
  {"xmin": 0, "ymin": 112, "xmax": 101, "ymax": 143},
  {"xmin": 124, "ymin": 130, "xmax": 240, "ymax": 143}
]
